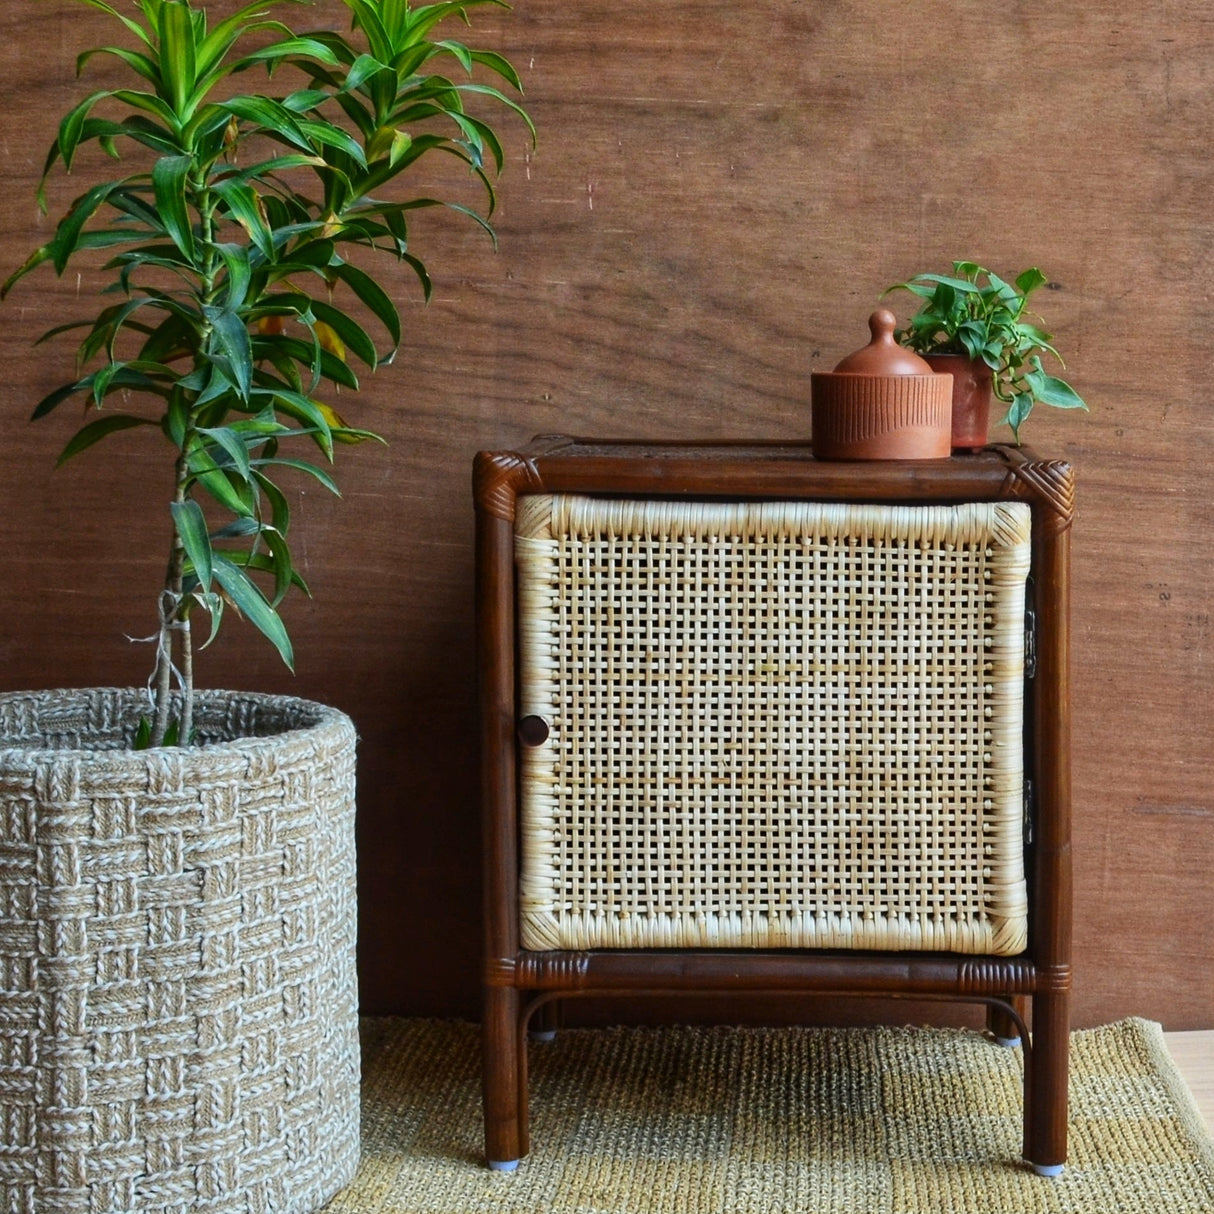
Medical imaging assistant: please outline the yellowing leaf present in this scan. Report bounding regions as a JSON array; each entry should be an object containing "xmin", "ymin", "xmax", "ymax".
[
  {"xmin": 257, "ymin": 314, "xmax": 288, "ymax": 336},
  {"xmin": 316, "ymin": 400, "xmax": 371, "ymax": 444},
  {"xmin": 315, "ymin": 321, "xmax": 346, "ymax": 361}
]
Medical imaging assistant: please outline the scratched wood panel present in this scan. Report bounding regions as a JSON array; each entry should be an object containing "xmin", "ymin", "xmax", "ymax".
[{"xmin": 0, "ymin": 1, "xmax": 1209, "ymax": 1028}]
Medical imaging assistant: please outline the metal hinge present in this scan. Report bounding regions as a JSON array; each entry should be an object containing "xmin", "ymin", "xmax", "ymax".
[
  {"xmin": 1023, "ymin": 779, "xmax": 1034, "ymax": 847},
  {"xmin": 1024, "ymin": 605, "xmax": 1037, "ymax": 680}
]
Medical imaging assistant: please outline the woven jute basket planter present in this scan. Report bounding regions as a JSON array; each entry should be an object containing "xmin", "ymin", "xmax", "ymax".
[{"xmin": 0, "ymin": 688, "xmax": 360, "ymax": 1214}]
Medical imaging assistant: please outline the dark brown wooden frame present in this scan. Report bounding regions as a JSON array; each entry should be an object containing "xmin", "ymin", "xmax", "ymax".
[{"xmin": 475, "ymin": 437, "xmax": 1073, "ymax": 1174}]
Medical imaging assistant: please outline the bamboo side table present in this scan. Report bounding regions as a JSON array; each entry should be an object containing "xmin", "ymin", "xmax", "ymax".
[{"xmin": 475, "ymin": 438, "xmax": 1073, "ymax": 1175}]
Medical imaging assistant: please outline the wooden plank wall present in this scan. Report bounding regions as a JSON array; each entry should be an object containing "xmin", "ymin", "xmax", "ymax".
[{"xmin": 0, "ymin": 1, "xmax": 1209, "ymax": 1029}]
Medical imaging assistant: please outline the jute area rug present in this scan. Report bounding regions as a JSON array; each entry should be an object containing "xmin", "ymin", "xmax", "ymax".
[{"xmin": 321, "ymin": 1016, "xmax": 1214, "ymax": 1214}]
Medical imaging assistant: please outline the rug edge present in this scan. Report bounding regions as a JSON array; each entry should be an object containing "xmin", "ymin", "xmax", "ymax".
[{"xmin": 1119, "ymin": 1016, "xmax": 1214, "ymax": 1178}]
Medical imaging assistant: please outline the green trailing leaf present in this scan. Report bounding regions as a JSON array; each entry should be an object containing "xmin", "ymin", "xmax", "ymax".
[
  {"xmin": 1023, "ymin": 359, "xmax": 1088, "ymax": 409},
  {"xmin": 883, "ymin": 260, "xmax": 1086, "ymax": 443},
  {"xmin": 1015, "ymin": 267, "xmax": 1048, "ymax": 297}
]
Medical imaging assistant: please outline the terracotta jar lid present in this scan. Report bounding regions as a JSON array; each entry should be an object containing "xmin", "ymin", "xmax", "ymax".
[
  {"xmin": 831, "ymin": 309, "xmax": 934, "ymax": 375},
  {"xmin": 810, "ymin": 309, "xmax": 952, "ymax": 461}
]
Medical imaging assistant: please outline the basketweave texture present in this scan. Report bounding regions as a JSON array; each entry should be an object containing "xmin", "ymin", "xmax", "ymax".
[
  {"xmin": 516, "ymin": 496, "xmax": 1031, "ymax": 954},
  {"xmin": 0, "ymin": 688, "xmax": 359, "ymax": 1214}
]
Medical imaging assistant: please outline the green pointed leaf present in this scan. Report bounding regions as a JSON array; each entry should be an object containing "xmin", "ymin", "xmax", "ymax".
[
  {"xmin": 78, "ymin": 0, "xmax": 155, "ymax": 46},
  {"xmin": 468, "ymin": 47, "xmax": 524, "ymax": 91},
  {"xmin": 1015, "ymin": 267, "xmax": 1048, "ymax": 297},
  {"xmin": 1001, "ymin": 394, "xmax": 1034, "ymax": 444},
  {"xmin": 223, "ymin": 550, "xmax": 311, "ymax": 597},
  {"xmin": 77, "ymin": 46, "xmax": 160, "ymax": 86},
  {"xmin": 297, "ymin": 119, "xmax": 368, "ymax": 166},
  {"xmin": 192, "ymin": 590, "xmax": 226, "ymax": 651},
  {"xmin": 213, "ymin": 242, "xmax": 251, "ymax": 309},
  {"xmin": 218, "ymin": 95, "xmax": 312, "ymax": 152},
  {"xmin": 211, "ymin": 553, "xmax": 295, "ymax": 669},
  {"xmin": 111, "ymin": 88, "xmax": 178, "ymax": 128},
  {"xmin": 134, "ymin": 715, "xmax": 153, "ymax": 749},
  {"xmin": 197, "ymin": 0, "xmax": 295, "ymax": 75},
  {"xmin": 56, "ymin": 414, "xmax": 157, "ymax": 465},
  {"xmin": 330, "ymin": 261, "xmax": 401, "ymax": 349},
  {"xmin": 171, "ymin": 498, "xmax": 213, "ymax": 591},
  {"xmin": 56, "ymin": 90, "xmax": 113, "ymax": 171},
  {"xmin": 1023, "ymin": 361, "xmax": 1088, "ymax": 410},
  {"xmin": 2, "ymin": 245, "xmax": 53, "ymax": 298},
  {"xmin": 50, "ymin": 181, "xmax": 128, "ymax": 273},
  {"xmin": 152, "ymin": 154, "xmax": 196, "ymax": 260},
  {"xmin": 341, "ymin": 0, "xmax": 393, "ymax": 61},
  {"xmin": 188, "ymin": 444, "xmax": 257, "ymax": 516},
  {"xmin": 211, "ymin": 177, "xmax": 275, "ymax": 260},
  {"xmin": 204, "ymin": 304, "xmax": 253, "ymax": 399},
  {"xmin": 307, "ymin": 298, "xmax": 378, "ymax": 368},
  {"xmin": 260, "ymin": 527, "xmax": 295, "ymax": 605},
  {"xmin": 342, "ymin": 52, "xmax": 394, "ymax": 94},
  {"xmin": 254, "ymin": 470, "xmax": 292, "ymax": 535},
  {"xmin": 251, "ymin": 455, "xmax": 341, "ymax": 495},
  {"xmin": 197, "ymin": 424, "xmax": 253, "ymax": 480},
  {"xmin": 158, "ymin": 1, "xmax": 198, "ymax": 118},
  {"xmin": 234, "ymin": 37, "xmax": 342, "ymax": 70}
]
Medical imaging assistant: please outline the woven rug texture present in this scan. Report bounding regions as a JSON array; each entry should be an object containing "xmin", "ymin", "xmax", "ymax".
[{"xmin": 321, "ymin": 1016, "xmax": 1214, "ymax": 1214}]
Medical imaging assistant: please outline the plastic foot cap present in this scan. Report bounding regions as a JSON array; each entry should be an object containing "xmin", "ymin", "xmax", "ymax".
[
  {"xmin": 529, "ymin": 1029, "xmax": 557, "ymax": 1042},
  {"xmin": 489, "ymin": 1159, "xmax": 519, "ymax": 1172},
  {"xmin": 994, "ymin": 1034, "xmax": 1021, "ymax": 1048},
  {"xmin": 1032, "ymin": 1163, "xmax": 1065, "ymax": 1178}
]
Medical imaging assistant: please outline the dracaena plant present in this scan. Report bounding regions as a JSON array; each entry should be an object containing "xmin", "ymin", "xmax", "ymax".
[
  {"xmin": 882, "ymin": 261, "xmax": 1087, "ymax": 442},
  {"xmin": 3, "ymin": 0, "xmax": 532, "ymax": 746}
]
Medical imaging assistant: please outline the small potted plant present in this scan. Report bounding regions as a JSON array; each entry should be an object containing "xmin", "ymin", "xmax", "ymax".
[
  {"xmin": 883, "ymin": 261, "xmax": 1087, "ymax": 449},
  {"xmin": 0, "ymin": 1, "xmax": 531, "ymax": 1209}
]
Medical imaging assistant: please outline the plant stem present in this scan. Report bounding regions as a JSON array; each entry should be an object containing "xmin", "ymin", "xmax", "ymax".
[
  {"xmin": 150, "ymin": 173, "xmax": 218, "ymax": 747},
  {"xmin": 150, "ymin": 445, "xmax": 191, "ymax": 747}
]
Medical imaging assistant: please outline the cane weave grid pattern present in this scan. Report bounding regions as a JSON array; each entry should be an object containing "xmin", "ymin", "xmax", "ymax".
[
  {"xmin": 516, "ymin": 496, "xmax": 1031, "ymax": 953},
  {"xmin": 0, "ymin": 689, "xmax": 360, "ymax": 1214}
]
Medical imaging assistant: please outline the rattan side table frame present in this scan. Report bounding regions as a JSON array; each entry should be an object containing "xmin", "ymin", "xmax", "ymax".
[{"xmin": 475, "ymin": 438, "xmax": 1073, "ymax": 1175}]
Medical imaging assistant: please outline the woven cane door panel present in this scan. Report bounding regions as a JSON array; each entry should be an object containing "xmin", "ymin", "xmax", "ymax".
[{"xmin": 516, "ymin": 495, "xmax": 1032, "ymax": 954}]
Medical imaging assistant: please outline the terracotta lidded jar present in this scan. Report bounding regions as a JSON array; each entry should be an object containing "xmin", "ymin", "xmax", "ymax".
[{"xmin": 811, "ymin": 310, "xmax": 953, "ymax": 460}]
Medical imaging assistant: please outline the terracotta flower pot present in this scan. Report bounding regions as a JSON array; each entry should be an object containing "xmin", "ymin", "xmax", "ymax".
[
  {"xmin": 923, "ymin": 353, "xmax": 993, "ymax": 452},
  {"xmin": 812, "ymin": 311, "xmax": 952, "ymax": 460}
]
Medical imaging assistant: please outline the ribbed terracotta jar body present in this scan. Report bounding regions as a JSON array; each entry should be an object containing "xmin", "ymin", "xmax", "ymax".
[
  {"xmin": 924, "ymin": 353, "xmax": 993, "ymax": 451},
  {"xmin": 810, "ymin": 372, "xmax": 952, "ymax": 459},
  {"xmin": 0, "ymin": 688, "xmax": 360, "ymax": 1214}
]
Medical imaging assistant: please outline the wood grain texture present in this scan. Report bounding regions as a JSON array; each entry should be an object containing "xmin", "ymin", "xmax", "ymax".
[{"xmin": 0, "ymin": 1, "xmax": 1210, "ymax": 1028}]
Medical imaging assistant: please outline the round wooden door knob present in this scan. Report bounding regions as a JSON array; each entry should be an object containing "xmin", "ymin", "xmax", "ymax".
[{"xmin": 517, "ymin": 715, "xmax": 550, "ymax": 747}]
